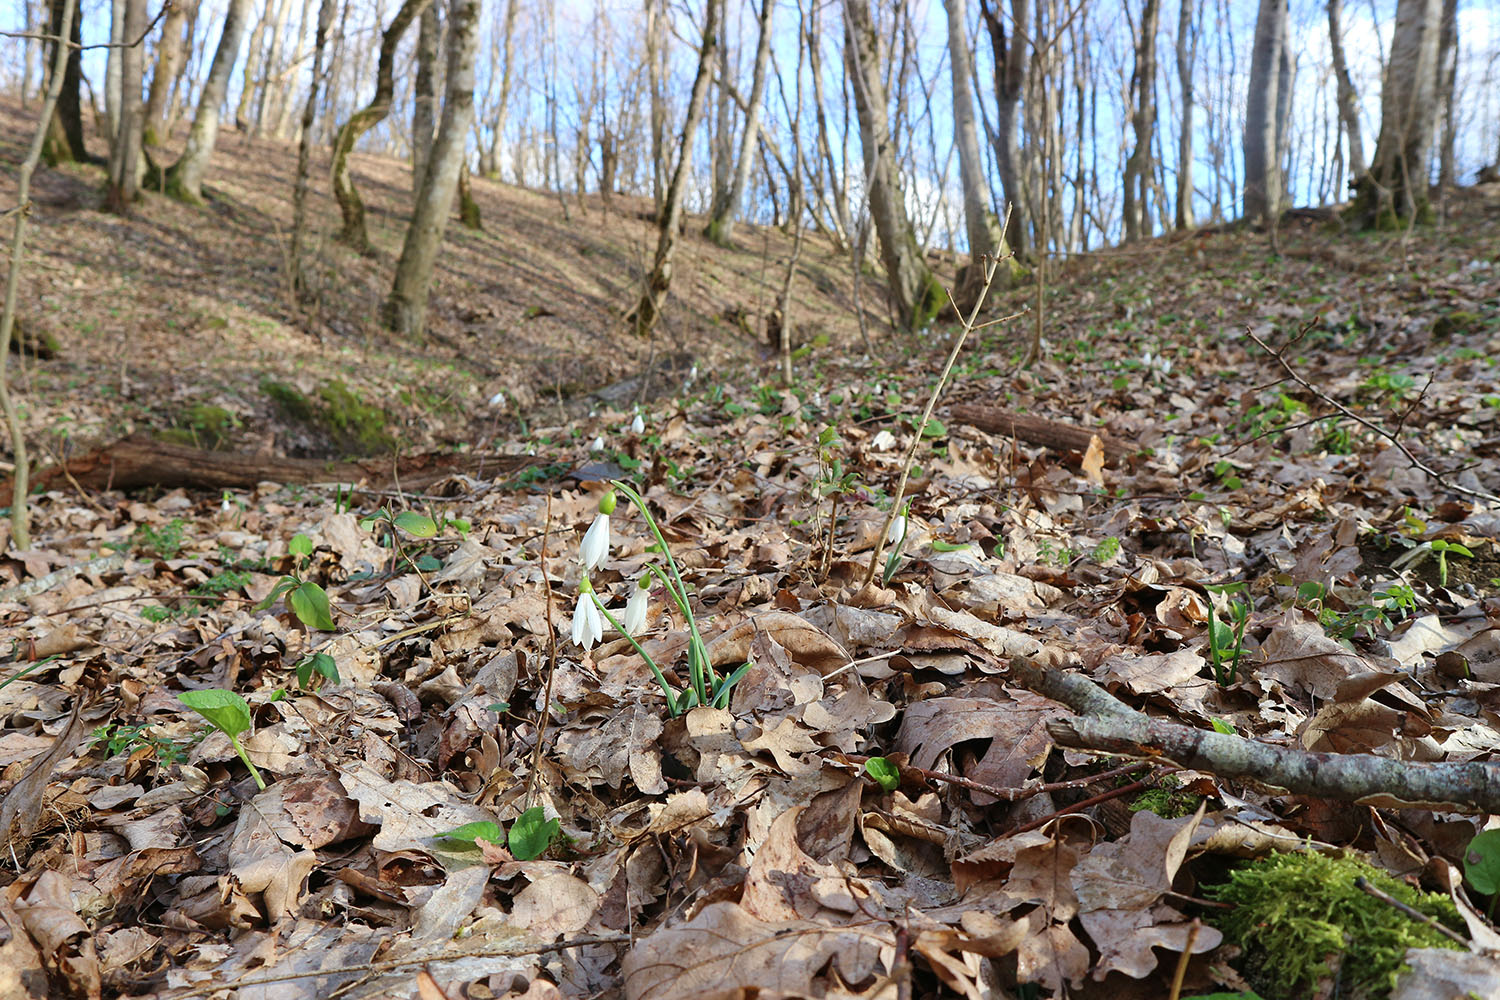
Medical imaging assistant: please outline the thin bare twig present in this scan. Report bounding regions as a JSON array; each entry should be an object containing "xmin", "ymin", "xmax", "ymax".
[
  {"xmin": 0, "ymin": 1, "xmax": 171, "ymax": 50},
  {"xmin": 525, "ymin": 494, "xmax": 558, "ymax": 809},
  {"xmin": 1245, "ymin": 323, "xmax": 1500, "ymax": 504},
  {"xmin": 1354, "ymin": 876, "xmax": 1471, "ymax": 948}
]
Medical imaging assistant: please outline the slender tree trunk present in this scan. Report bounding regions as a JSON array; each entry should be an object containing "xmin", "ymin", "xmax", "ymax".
[
  {"xmin": 253, "ymin": 0, "xmax": 296, "ymax": 137},
  {"xmin": 43, "ymin": 0, "xmax": 91, "ymax": 164},
  {"xmin": 1435, "ymin": 0, "xmax": 1458, "ymax": 188},
  {"xmin": 105, "ymin": 0, "xmax": 124, "ymax": 142},
  {"xmin": 1351, "ymin": 0, "xmax": 1443, "ymax": 227},
  {"xmin": 709, "ymin": 18, "xmax": 733, "ymax": 222},
  {"xmin": 945, "ymin": 0, "xmax": 1012, "ymax": 305},
  {"xmin": 844, "ymin": 0, "xmax": 940, "ymax": 331},
  {"xmin": 1327, "ymin": 0, "xmax": 1366, "ymax": 182},
  {"xmin": 329, "ymin": 0, "xmax": 432, "ymax": 251},
  {"xmin": 1174, "ymin": 0, "xmax": 1197, "ymax": 229},
  {"xmin": 978, "ymin": 0, "xmax": 1029, "ymax": 257},
  {"xmin": 1122, "ymin": 0, "xmax": 1161, "ymax": 243},
  {"xmin": 236, "ymin": 0, "xmax": 270, "ymax": 130},
  {"xmin": 1243, "ymin": 0, "xmax": 1287, "ymax": 224},
  {"xmin": 705, "ymin": 0, "xmax": 774, "ymax": 244},
  {"xmin": 270, "ymin": 0, "xmax": 317, "ymax": 139},
  {"xmin": 107, "ymin": 0, "xmax": 146, "ymax": 214},
  {"xmin": 645, "ymin": 0, "xmax": 667, "ymax": 215},
  {"xmin": 144, "ymin": 0, "xmax": 196, "ymax": 146},
  {"xmin": 627, "ymin": 0, "xmax": 720, "ymax": 338},
  {"xmin": 411, "ymin": 2, "xmax": 440, "ymax": 193},
  {"xmin": 384, "ymin": 0, "xmax": 481, "ymax": 339},
  {"xmin": 483, "ymin": 0, "xmax": 517, "ymax": 177},
  {"xmin": 166, "ymin": 0, "xmax": 253, "ymax": 203},
  {"xmin": 291, "ymin": 0, "xmax": 335, "ymax": 295},
  {"xmin": 806, "ymin": 2, "xmax": 851, "ymax": 248}
]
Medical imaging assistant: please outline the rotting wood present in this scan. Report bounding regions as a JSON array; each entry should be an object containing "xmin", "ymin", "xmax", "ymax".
[
  {"xmin": 0, "ymin": 433, "xmax": 535, "ymax": 506},
  {"xmin": 949, "ymin": 404, "xmax": 1124, "ymax": 459},
  {"xmin": 1008, "ymin": 656, "xmax": 1500, "ymax": 815}
]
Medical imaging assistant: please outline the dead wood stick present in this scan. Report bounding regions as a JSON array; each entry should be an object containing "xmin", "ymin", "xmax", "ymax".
[
  {"xmin": 949, "ymin": 404, "xmax": 1124, "ymax": 459},
  {"xmin": 1008, "ymin": 657, "xmax": 1500, "ymax": 815}
]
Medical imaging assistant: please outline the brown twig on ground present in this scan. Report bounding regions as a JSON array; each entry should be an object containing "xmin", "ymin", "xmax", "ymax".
[
  {"xmin": 1167, "ymin": 919, "xmax": 1201, "ymax": 1000},
  {"xmin": 1354, "ymin": 876, "xmax": 1471, "ymax": 948},
  {"xmin": 1008, "ymin": 656, "xmax": 1500, "ymax": 815},
  {"xmin": 1245, "ymin": 322, "xmax": 1500, "ymax": 504},
  {"xmin": 525, "ymin": 494, "xmax": 558, "ymax": 810},
  {"xmin": 832, "ymin": 750, "xmax": 1148, "ymax": 803}
]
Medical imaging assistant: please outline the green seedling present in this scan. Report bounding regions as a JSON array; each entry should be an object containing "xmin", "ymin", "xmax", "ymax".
[
  {"xmin": 1462, "ymin": 828, "xmax": 1500, "ymax": 919},
  {"xmin": 257, "ymin": 533, "xmax": 335, "ymax": 631},
  {"xmin": 177, "ymin": 689, "xmax": 266, "ymax": 790},
  {"xmin": 294, "ymin": 651, "xmax": 339, "ymax": 690},
  {"xmin": 1205, "ymin": 587, "xmax": 1250, "ymax": 686},
  {"xmin": 435, "ymin": 805, "xmax": 561, "ymax": 861},
  {"xmin": 864, "ymin": 757, "xmax": 900, "ymax": 791},
  {"xmin": 360, "ymin": 506, "xmax": 468, "ymax": 575}
]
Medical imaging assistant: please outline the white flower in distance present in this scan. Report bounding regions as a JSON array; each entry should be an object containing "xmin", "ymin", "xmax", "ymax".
[
  {"xmin": 623, "ymin": 582, "xmax": 650, "ymax": 635},
  {"xmin": 630, "ymin": 412, "xmax": 645, "ymax": 434},
  {"xmin": 580, "ymin": 513, "xmax": 610, "ymax": 570},
  {"xmin": 571, "ymin": 590, "xmax": 603, "ymax": 650},
  {"xmin": 589, "ymin": 436, "xmax": 605, "ymax": 452}
]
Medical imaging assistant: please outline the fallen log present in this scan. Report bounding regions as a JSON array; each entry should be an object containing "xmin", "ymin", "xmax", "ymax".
[
  {"xmin": 0, "ymin": 433, "xmax": 534, "ymax": 505},
  {"xmin": 948, "ymin": 404, "xmax": 1124, "ymax": 460}
]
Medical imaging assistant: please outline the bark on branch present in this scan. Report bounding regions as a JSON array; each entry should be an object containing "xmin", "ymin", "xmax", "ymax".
[
  {"xmin": 1008, "ymin": 657, "xmax": 1500, "ymax": 815},
  {"xmin": 950, "ymin": 404, "xmax": 1124, "ymax": 459}
]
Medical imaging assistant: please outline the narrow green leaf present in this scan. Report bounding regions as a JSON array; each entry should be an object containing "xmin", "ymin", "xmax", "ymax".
[
  {"xmin": 289, "ymin": 581, "xmax": 335, "ymax": 631},
  {"xmin": 508, "ymin": 806, "xmax": 560, "ymax": 861},
  {"xmin": 864, "ymin": 756, "xmax": 900, "ymax": 791},
  {"xmin": 177, "ymin": 689, "xmax": 252, "ymax": 738},
  {"xmin": 394, "ymin": 511, "xmax": 439, "ymax": 538}
]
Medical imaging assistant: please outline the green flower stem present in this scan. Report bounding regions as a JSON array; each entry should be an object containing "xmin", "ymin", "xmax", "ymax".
[
  {"xmin": 591, "ymin": 592, "xmax": 683, "ymax": 716},
  {"xmin": 611, "ymin": 480, "xmax": 715, "ymax": 705},
  {"xmin": 230, "ymin": 736, "xmax": 267, "ymax": 790}
]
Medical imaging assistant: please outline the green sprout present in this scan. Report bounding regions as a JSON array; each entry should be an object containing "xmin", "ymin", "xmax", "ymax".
[{"xmin": 177, "ymin": 689, "xmax": 266, "ymax": 790}]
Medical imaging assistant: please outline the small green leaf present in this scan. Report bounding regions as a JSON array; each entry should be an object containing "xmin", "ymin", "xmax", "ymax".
[
  {"xmin": 178, "ymin": 689, "xmax": 252, "ymax": 738},
  {"xmin": 919, "ymin": 417, "xmax": 946, "ymax": 438},
  {"xmin": 289, "ymin": 533, "xmax": 314, "ymax": 558},
  {"xmin": 295, "ymin": 652, "xmax": 339, "ymax": 689},
  {"xmin": 1210, "ymin": 717, "xmax": 1235, "ymax": 735},
  {"xmin": 288, "ymin": 581, "xmax": 335, "ymax": 631},
  {"xmin": 256, "ymin": 576, "xmax": 299, "ymax": 611},
  {"xmin": 435, "ymin": 821, "xmax": 505, "ymax": 846},
  {"xmin": 864, "ymin": 756, "xmax": 900, "ymax": 791},
  {"xmin": 930, "ymin": 540, "xmax": 972, "ymax": 552},
  {"xmin": 394, "ymin": 511, "xmax": 439, "ymax": 538},
  {"xmin": 508, "ymin": 806, "xmax": 560, "ymax": 861},
  {"xmin": 1463, "ymin": 829, "xmax": 1500, "ymax": 895}
]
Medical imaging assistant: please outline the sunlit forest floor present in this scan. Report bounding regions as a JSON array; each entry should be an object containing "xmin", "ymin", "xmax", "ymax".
[{"xmin": 5, "ymin": 100, "xmax": 1500, "ymax": 999}]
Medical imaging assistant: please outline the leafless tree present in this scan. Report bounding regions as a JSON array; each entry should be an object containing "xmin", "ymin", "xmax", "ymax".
[
  {"xmin": 1326, "ymin": 0, "xmax": 1366, "ymax": 184},
  {"xmin": 42, "ymin": 0, "xmax": 91, "ymax": 164},
  {"xmin": 1243, "ymin": 0, "xmax": 1287, "ymax": 224},
  {"xmin": 106, "ymin": 0, "xmax": 146, "ymax": 214},
  {"xmin": 384, "ymin": 0, "xmax": 482, "ymax": 339},
  {"xmin": 144, "ymin": 0, "xmax": 198, "ymax": 146},
  {"xmin": 705, "ymin": 0, "xmax": 774, "ymax": 244},
  {"xmin": 1174, "ymin": 0, "xmax": 1197, "ymax": 229},
  {"xmin": 165, "ymin": 0, "xmax": 252, "ymax": 203},
  {"xmin": 412, "ymin": 1, "xmax": 440, "ymax": 193},
  {"xmin": 291, "ymin": 0, "xmax": 336, "ymax": 294},
  {"xmin": 1122, "ymin": 0, "xmax": 1161, "ymax": 242}
]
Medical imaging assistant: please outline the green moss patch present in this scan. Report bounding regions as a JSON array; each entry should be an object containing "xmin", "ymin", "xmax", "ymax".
[
  {"xmin": 1207, "ymin": 850, "xmax": 1463, "ymax": 999},
  {"xmin": 159, "ymin": 403, "xmax": 239, "ymax": 450},
  {"xmin": 260, "ymin": 377, "xmax": 395, "ymax": 455}
]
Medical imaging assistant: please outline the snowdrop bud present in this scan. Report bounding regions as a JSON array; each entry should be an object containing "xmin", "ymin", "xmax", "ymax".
[
  {"xmin": 623, "ymin": 582, "xmax": 650, "ymax": 635},
  {"xmin": 598, "ymin": 489, "xmax": 617, "ymax": 515},
  {"xmin": 589, "ymin": 436, "xmax": 605, "ymax": 452},
  {"xmin": 580, "ymin": 512, "xmax": 610, "ymax": 570},
  {"xmin": 630, "ymin": 413, "xmax": 645, "ymax": 434},
  {"xmin": 488, "ymin": 391, "xmax": 506, "ymax": 407}
]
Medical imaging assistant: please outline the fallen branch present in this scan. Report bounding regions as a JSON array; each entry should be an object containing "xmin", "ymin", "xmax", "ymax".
[
  {"xmin": 1008, "ymin": 657, "xmax": 1500, "ymax": 815},
  {"xmin": 949, "ymin": 404, "xmax": 1124, "ymax": 460}
]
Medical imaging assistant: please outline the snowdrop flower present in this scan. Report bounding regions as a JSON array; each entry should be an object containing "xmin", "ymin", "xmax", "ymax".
[
  {"xmin": 886, "ymin": 511, "xmax": 908, "ymax": 546},
  {"xmin": 488, "ymin": 390, "xmax": 506, "ymax": 407},
  {"xmin": 571, "ymin": 581, "xmax": 603, "ymax": 650},
  {"xmin": 630, "ymin": 412, "xmax": 645, "ymax": 434},
  {"xmin": 589, "ymin": 436, "xmax": 605, "ymax": 452},
  {"xmin": 623, "ymin": 580, "xmax": 650, "ymax": 635},
  {"xmin": 579, "ymin": 490, "xmax": 616, "ymax": 570}
]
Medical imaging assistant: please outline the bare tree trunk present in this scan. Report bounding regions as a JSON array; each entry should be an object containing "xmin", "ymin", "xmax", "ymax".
[
  {"xmin": 291, "ymin": 0, "xmax": 335, "ymax": 295},
  {"xmin": 42, "ymin": 0, "xmax": 91, "ymax": 164},
  {"xmin": 627, "ymin": 0, "xmax": 720, "ymax": 338},
  {"xmin": 945, "ymin": 0, "xmax": 1012, "ymax": 306},
  {"xmin": 806, "ymin": 2, "xmax": 851, "ymax": 248},
  {"xmin": 1243, "ymin": 0, "xmax": 1286, "ymax": 224},
  {"xmin": 411, "ymin": 2, "xmax": 440, "ymax": 192},
  {"xmin": 253, "ymin": 0, "xmax": 296, "ymax": 137},
  {"xmin": 1327, "ymin": 0, "xmax": 1366, "ymax": 183},
  {"xmin": 1122, "ymin": 0, "xmax": 1161, "ymax": 243},
  {"xmin": 144, "ymin": 0, "xmax": 196, "ymax": 146},
  {"xmin": 1174, "ymin": 0, "xmax": 1197, "ymax": 229},
  {"xmin": 1435, "ymin": 0, "xmax": 1458, "ymax": 188},
  {"xmin": 709, "ymin": 17, "xmax": 733, "ymax": 225},
  {"xmin": 978, "ymin": 0, "xmax": 1029, "ymax": 257},
  {"xmin": 236, "ymin": 0, "xmax": 269, "ymax": 130},
  {"xmin": 107, "ymin": 0, "xmax": 146, "ymax": 214},
  {"xmin": 165, "ymin": 0, "xmax": 252, "ymax": 203},
  {"xmin": 482, "ymin": 0, "xmax": 517, "ymax": 177},
  {"xmin": 705, "ymin": 0, "xmax": 774, "ymax": 244},
  {"xmin": 1351, "ymin": 0, "xmax": 1442, "ymax": 227},
  {"xmin": 104, "ymin": 0, "xmax": 124, "ymax": 142},
  {"xmin": 384, "ymin": 0, "xmax": 481, "ymax": 339},
  {"xmin": 844, "ymin": 0, "xmax": 940, "ymax": 332},
  {"xmin": 329, "ymin": 0, "xmax": 432, "ymax": 251},
  {"xmin": 645, "ymin": 0, "xmax": 667, "ymax": 215}
]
